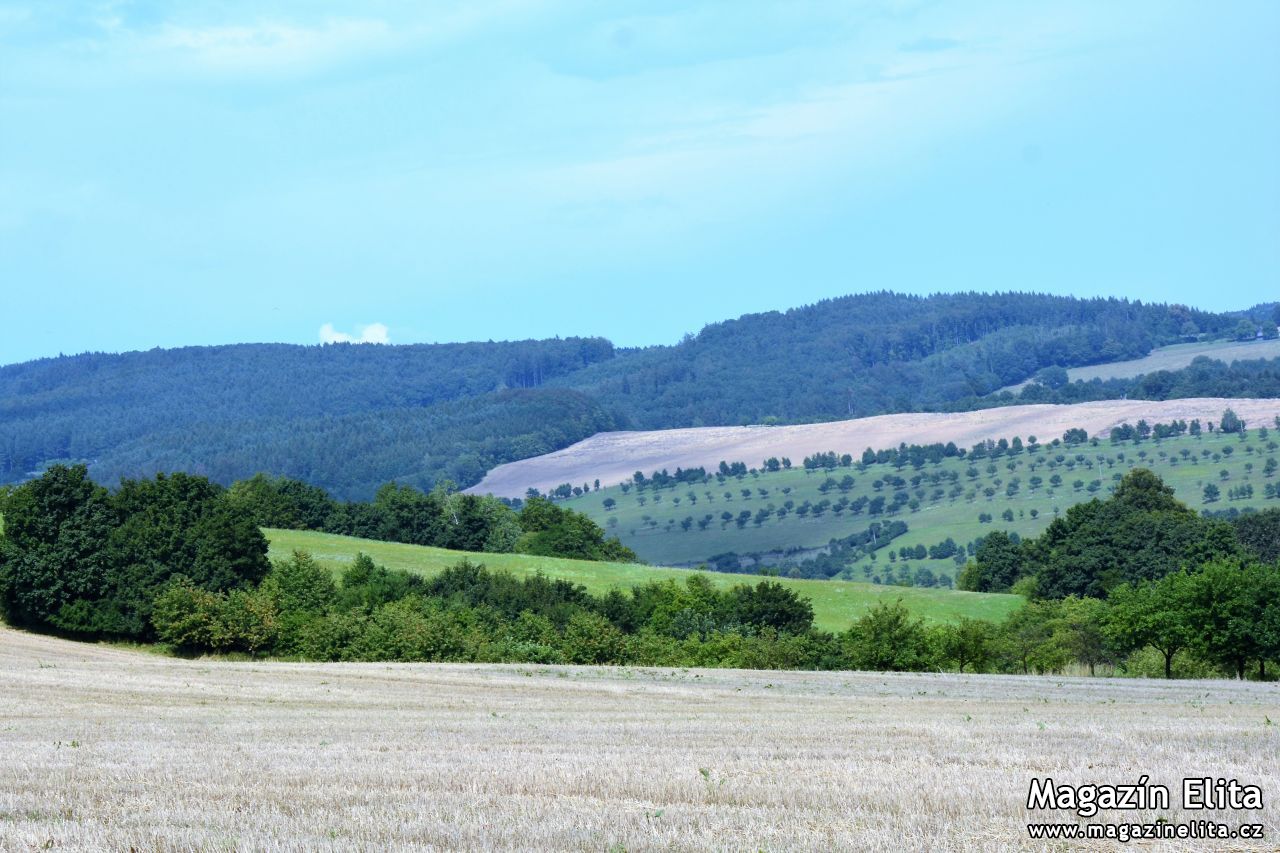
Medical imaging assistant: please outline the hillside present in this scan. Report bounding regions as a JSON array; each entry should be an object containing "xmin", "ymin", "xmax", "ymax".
[
  {"xmin": 530, "ymin": 405, "xmax": 1280, "ymax": 576},
  {"xmin": 998, "ymin": 337, "xmax": 1280, "ymax": 393},
  {"xmin": 0, "ymin": 292, "xmax": 1245, "ymax": 498},
  {"xmin": 551, "ymin": 292, "xmax": 1227, "ymax": 427},
  {"xmin": 265, "ymin": 528, "xmax": 1022, "ymax": 630},
  {"xmin": 0, "ymin": 339, "xmax": 616, "ymax": 499},
  {"xmin": 474, "ymin": 398, "xmax": 1280, "ymax": 497}
]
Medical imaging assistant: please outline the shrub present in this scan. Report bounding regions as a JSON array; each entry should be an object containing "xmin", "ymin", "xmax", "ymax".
[{"xmin": 842, "ymin": 601, "xmax": 935, "ymax": 672}]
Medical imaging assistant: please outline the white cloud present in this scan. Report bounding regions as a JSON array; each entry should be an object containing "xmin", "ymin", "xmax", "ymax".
[{"xmin": 319, "ymin": 322, "xmax": 389, "ymax": 344}]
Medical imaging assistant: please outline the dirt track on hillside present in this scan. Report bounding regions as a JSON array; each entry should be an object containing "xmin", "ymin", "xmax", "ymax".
[{"xmin": 471, "ymin": 398, "xmax": 1280, "ymax": 497}]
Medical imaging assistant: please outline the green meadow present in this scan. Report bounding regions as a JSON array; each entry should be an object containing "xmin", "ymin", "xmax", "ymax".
[
  {"xmin": 265, "ymin": 528, "xmax": 1022, "ymax": 631},
  {"xmin": 561, "ymin": 424, "xmax": 1280, "ymax": 581}
]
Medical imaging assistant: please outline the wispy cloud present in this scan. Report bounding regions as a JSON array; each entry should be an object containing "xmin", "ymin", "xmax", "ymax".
[
  {"xmin": 319, "ymin": 323, "xmax": 389, "ymax": 344},
  {"xmin": 144, "ymin": 18, "xmax": 395, "ymax": 74},
  {"xmin": 899, "ymin": 36, "xmax": 962, "ymax": 53},
  {"xmin": 13, "ymin": 2, "xmax": 545, "ymax": 81}
]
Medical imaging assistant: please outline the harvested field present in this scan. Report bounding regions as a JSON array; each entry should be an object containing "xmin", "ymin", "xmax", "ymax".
[
  {"xmin": 1, "ymin": 626, "xmax": 1276, "ymax": 850},
  {"xmin": 999, "ymin": 339, "xmax": 1280, "ymax": 392},
  {"xmin": 472, "ymin": 398, "xmax": 1280, "ymax": 497}
]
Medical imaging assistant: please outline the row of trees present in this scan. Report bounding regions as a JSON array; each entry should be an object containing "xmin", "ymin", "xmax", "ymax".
[
  {"xmin": 153, "ymin": 553, "xmax": 830, "ymax": 665},
  {"xmin": 149, "ymin": 549, "xmax": 1278, "ymax": 680},
  {"xmin": 856, "ymin": 583, "xmax": 1279, "ymax": 679},
  {"xmin": 5, "ymin": 465, "xmax": 1274, "ymax": 678}
]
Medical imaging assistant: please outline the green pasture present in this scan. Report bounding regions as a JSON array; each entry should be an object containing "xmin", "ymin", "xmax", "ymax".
[{"xmin": 265, "ymin": 528, "xmax": 1022, "ymax": 631}]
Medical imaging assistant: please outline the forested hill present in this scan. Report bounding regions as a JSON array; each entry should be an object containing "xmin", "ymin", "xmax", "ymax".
[
  {"xmin": 561, "ymin": 292, "xmax": 1232, "ymax": 427},
  {"xmin": 0, "ymin": 292, "xmax": 1253, "ymax": 498},
  {"xmin": 0, "ymin": 340, "xmax": 617, "ymax": 498}
]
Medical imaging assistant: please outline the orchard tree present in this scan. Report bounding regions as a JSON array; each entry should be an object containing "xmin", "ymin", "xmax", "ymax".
[{"xmin": 1220, "ymin": 408, "xmax": 1245, "ymax": 435}]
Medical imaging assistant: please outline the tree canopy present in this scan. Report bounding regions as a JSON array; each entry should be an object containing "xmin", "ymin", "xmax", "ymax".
[{"xmin": 960, "ymin": 469, "xmax": 1242, "ymax": 599}]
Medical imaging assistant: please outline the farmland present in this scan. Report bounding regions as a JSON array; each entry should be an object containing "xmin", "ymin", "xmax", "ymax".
[
  {"xmin": 1, "ymin": 626, "xmax": 1275, "ymax": 850},
  {"xmin": 999, "ymin": 338, "xmax": 1280, "ymax": 392},
  {"xmin": 265, "ymin": 529, "xmax": 1022, "ymax": 630},
  {"xmin": 559, "ymin": 418, "xmax": 1280, "ymax": 578},
  {"xmin": 472, "ymin": 398, "xmax": 1280, "ymax": 499}
]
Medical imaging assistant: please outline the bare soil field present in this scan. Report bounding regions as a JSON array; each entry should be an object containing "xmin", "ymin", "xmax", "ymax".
[
  {"xmin": 472, "ymin": 398, "xmax": 1280, "ymax": 498},
  {"xmin": 1, "ymin": 626, "xmax": 1276, "ymax": 851},
  {"xmin": 999, "ymin": 339, "xmax": 1280, "ymax": 393}
]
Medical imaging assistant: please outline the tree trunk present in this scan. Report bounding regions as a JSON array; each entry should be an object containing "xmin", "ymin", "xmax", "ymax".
[
  {"xmin": 1164, "ymin": 650, "xmax": 1174, "ymax": 679},
  {"xmin": 1236, "ymin": 658, "xmax": 1246, "ymax": 680},
  {"xmin": 1260, "ymin": 660, "xmax": 1267, "ymax": 681}
]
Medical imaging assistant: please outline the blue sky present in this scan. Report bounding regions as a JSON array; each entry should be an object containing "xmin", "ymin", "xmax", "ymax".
[{"xmin": 1, "ymin": 1, "xmax": 1277, "ymax": 364}]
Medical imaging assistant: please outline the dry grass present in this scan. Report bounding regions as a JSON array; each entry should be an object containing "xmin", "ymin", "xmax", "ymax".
[
  {"xmin": 1, "ymin": 626, "xmax": 1277, "ymax": 851},
  {"xmin": 999, "ymin": 339, "xmax": 1280, "ymax": 392},
  {"xmin": 471, "ymin": 398, "xmax": 1280, "ymax": 498}
]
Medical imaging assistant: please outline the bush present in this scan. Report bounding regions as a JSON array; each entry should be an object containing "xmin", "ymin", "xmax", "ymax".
[
  {"xmin": 151, "ymin": 577, "xmax": 278, "ymax": 654},
  {"xmin": 842, "ymin": 601, "xmax": 936, "ymax": 672},
  {"xmin": 562, "ymin": 611, "xmax": 624, "ymax": 664},
  {"xmin": 347, "ymin": 599, "xmax": 475, "ymax": 662}
]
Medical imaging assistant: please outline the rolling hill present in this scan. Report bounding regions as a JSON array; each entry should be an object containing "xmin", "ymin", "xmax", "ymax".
[
  {"xmin": 0, "ymin": 292, "xmax": 1248, "ymax": 498},
  {"xmin": 533, "ymin": 405, "xmax": 1280, "ymax": 577},
  {"xmin": 473, "ymin": 398, "xmax": 1280, "ymax": 498},
  {"xmin": 264, "ymin": 528, "xmax": 1023, "ymax": 631}
]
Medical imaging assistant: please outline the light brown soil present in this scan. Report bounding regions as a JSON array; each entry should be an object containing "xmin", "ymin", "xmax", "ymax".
[
  {"xmin": 1, "ymin": 626, "xmax": 1276, "ymax": 850},
  {"xmin": 472, "ymin": 398, "xmax": 1280, "ymax": 497}
]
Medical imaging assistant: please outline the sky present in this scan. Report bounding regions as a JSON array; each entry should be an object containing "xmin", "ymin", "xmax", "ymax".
[{"xmin": 1, "ymin": 1, "xmax": 1278, "ymax": 364}]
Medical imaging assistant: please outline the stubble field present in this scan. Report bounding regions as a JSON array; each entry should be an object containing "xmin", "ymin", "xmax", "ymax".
[{"xmin": 2, "ymin": 626, "xmax": 1276, "ymax": 851}]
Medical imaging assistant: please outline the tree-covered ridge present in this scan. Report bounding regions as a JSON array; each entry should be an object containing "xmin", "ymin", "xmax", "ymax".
[
  {"xmin": 0, "ymin": 291, "xmax": 1248, "ymax": 497},
  {"xmin": 0, "ymin": 339, "xmax": 613, "ymax": 496},
  {"xmin": 93, "ymin": 388, "xmax": 616, "ymax": 500},
  {"xmin": 558, "ymin": 292, "xmax": 1231, "ymax": 426}
]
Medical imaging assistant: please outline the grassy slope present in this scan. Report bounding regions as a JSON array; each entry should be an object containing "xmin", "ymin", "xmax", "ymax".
[
  {"xmin": 265, "ymin": 528, "xmax": 1021, "ymax": 631},
  {"xmin": 560, "ymin": 427, "xmax": 1280, "ymax": 579},
  {"xmin": 999, "ymin": 338, "xmax": 1280, "ymax": 392}
]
